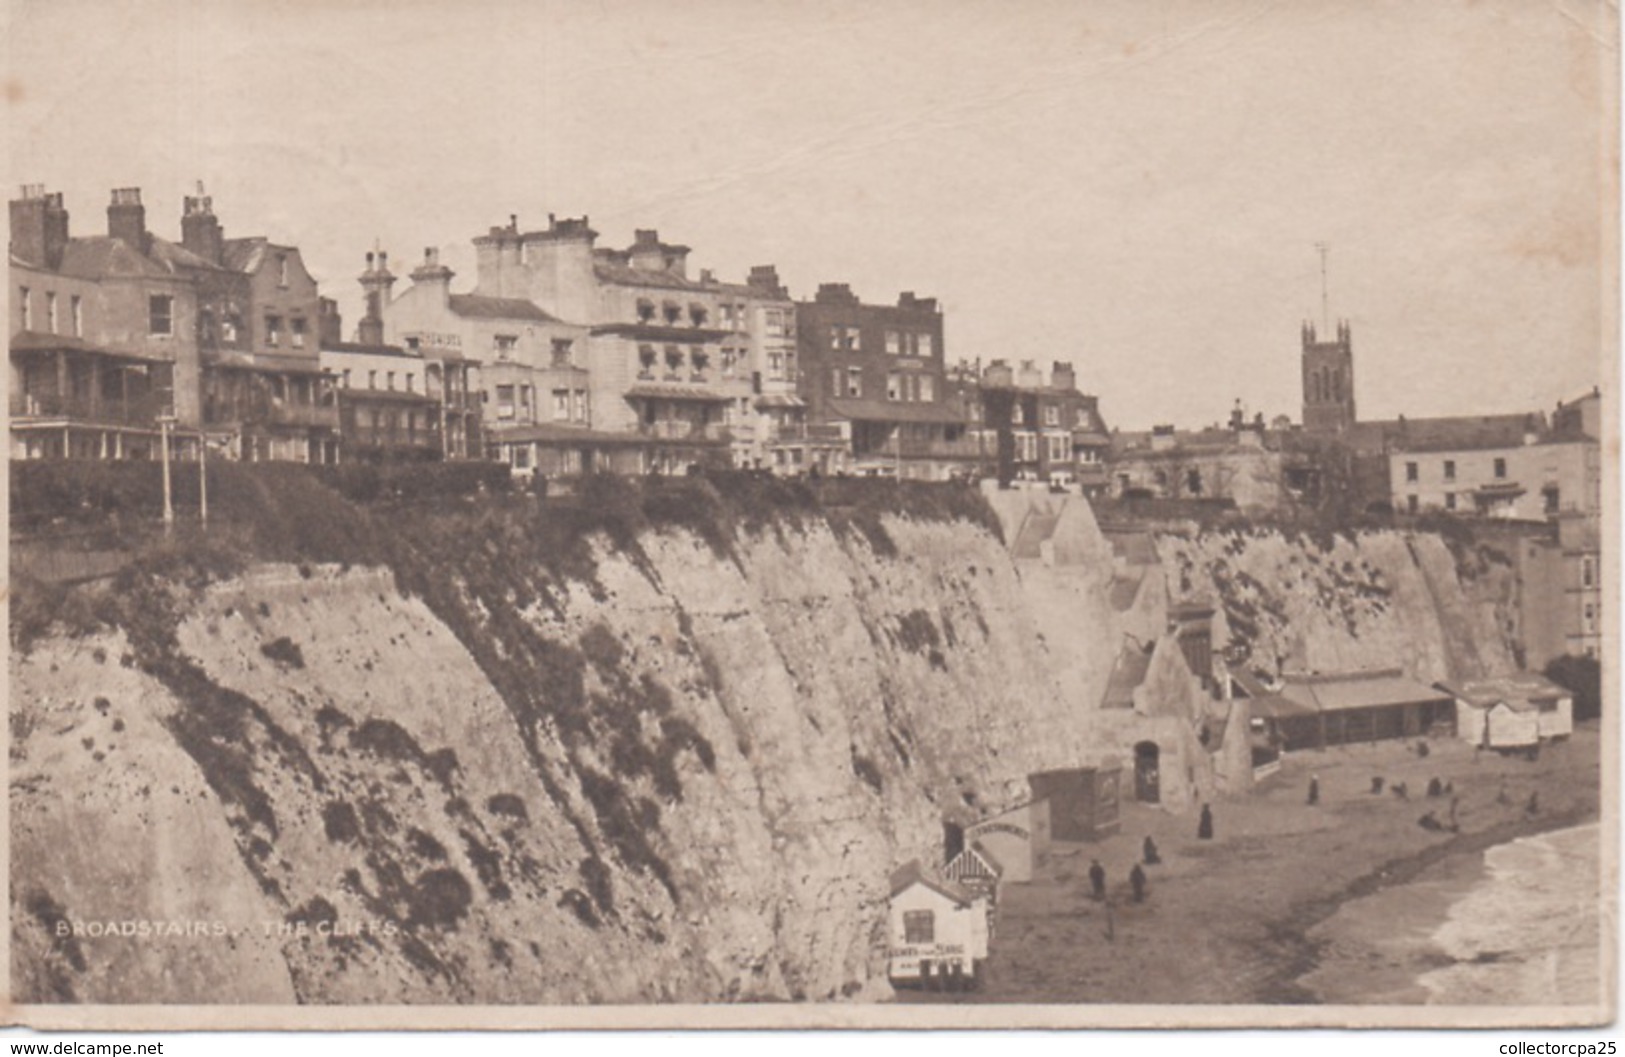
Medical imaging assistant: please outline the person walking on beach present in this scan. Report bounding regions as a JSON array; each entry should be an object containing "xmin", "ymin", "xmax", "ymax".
[
  {"xmin": 1198, "ymin": 803, "xmax": 1214, "ymax": 840},
  {"xmin": 1143, "ymin": 835, "xmax": 1161, "ymax": 865},
  {"xmin": 1088, "ymin": 859, "xmax": 1106, "ymax": 900},
  {"xmin": 1129, "ymin": 863, "xmax": 1147, "ymax": 903},
  {"xmin": 1307, "ymin": 774, "xmax": 1320, "ymax": 805}
]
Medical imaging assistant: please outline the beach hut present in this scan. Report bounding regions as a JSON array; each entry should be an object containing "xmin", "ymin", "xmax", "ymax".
[
  {"xmin": 1028, "ymin": 766, "xmax": 1122, "ymax": 841},
  {"xmin": 886, "ymin": 861, "xmax": 990, "ymax": 990},
  {"xmin": 1444, "ymin": 674, "xmax": 1574, "ymax": 750}
]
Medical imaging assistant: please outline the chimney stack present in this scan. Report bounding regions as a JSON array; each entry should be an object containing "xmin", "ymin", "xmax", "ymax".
[
  {"xmin": 180, "ymin": 183, "xmax": 224, "ymax": 264},
  {"xmin": 9, "ymin": 185, "xmax": 70, "ymax": 269},
  {"xmin": 107, "ymin": 187, "xmax": 148, "ymax": 254}
]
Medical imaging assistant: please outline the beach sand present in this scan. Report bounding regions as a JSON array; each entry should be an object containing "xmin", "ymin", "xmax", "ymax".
[{"xmin": 903, "ymin": 722, "xmax": 1604, "ymax": 1006}]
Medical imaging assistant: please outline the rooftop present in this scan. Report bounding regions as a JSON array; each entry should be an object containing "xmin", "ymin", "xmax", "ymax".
[
  {"xmin": 447, "ymin": 294, "xmax": 560, "ymax": 323},
  {"xmin": 1442, "ymin": 673, "xmax": 1571, "ymax": 710}
]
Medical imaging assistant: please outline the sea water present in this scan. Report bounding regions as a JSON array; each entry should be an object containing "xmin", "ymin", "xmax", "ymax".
[{"xmin": 1420, "ymin": 824, "xmax": 1604, "ymax": 1005}]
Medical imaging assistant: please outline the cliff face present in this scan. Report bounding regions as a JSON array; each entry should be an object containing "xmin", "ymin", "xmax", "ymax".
[
  {"xmin": 9, "ymin": 486, "xmax": 1523, "ymax": 1005},
  {"xmin": 1155, "ymin": 526, "xmax": 1518, "ymax": 682}
]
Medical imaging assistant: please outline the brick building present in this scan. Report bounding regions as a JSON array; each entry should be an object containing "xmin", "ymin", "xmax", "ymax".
[
  {"xmin": 795, "ymin": 283, "xmax": 973, "ymax": 479},
  {"xmin": 953, "ymin": 358, "xmax": 1111, "ymax": 491}
]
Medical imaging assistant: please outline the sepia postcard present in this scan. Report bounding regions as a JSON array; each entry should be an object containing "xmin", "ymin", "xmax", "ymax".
[{"xmin": 2, "ymin": 0, "xmax": 1619, "ymax": 1033}]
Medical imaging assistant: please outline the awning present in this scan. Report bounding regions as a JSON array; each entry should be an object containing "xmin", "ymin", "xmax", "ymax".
[
  {"xmin": 10, "ymin": 330, "xmax": 169, "ymax": 364},
  {"xmin": 624, "ymin": 384, "xmax": 734, "ymax": 403},
  {"xmin": 1246, "ymin": 694, "xmax": 1320, "ymax": 719},
  {"xmin": 754, "ymin": 393, "xmax": 806, "ymax": 410}
]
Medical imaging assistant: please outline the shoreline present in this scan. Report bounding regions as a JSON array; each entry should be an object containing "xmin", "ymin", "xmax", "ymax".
[
  {"xmin": 1281, "ymin": 811, "xmax": 1596, "ymax": 1005},
  {"xmin": 944, "ymin": 725, "xmax": 1604, "ymax": 1007}
]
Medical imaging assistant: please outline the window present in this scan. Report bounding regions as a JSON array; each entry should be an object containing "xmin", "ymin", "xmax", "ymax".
[
  {"xmin": 513, "ymin": 446, "xmax": 531, "ymax": 470},
  {"xmin": 830, "ymin": 325, "xmax": 860, "ymax": 352},
  {"xmin": 18, "ymin": 287, "xmax": 30, "ymax": 330},
  {"xmin": 846, "ymin": 365, "xmax": 863, "ymax": 398},
  {"xmin": 638, "ymin": 344, "xmax": 657, "ymax": 375},
  {"xmin": 663, "ymin": 302, "xmax": 681, "ymax": 325},
  {"xmin": 495, "ymin": 384, "xmax": 516, "ymax": 421},
  {"xmin": 919, "ymin": 375, "xmax": 935, "ymax": 402},
  {"xmin": 46, "ymin": 292, "xmax": 57, "ymax": 333},
  {"xmin": 1444, "ymin": 492, "xmax": 1457, "ymax": 511},
  {"xmin": 765, "ymin": 310, "xmax": 785, "ymax": 337},
  {"xmin": 70, "ymin": 295, "xmax": 82, "ymax": 337},
  {"xmin": 1442, "ymin": 459, "xmax": 1456, "ymax": 481},
  {"xmin": 520, "ymin": 384, "xmax": 532, "ymax": 409},
  {"xmin": 264, "ymin": 313, "xmax": 281, "ymax": 346},
  {"xmin": 887, "ymin": 372, "xmax": 901, "ymax": 401},
  {"xmin": 690, "ymin": 304, "xmax": 708, "ymax": 327},
  {"xmin": 766, "ymin": 350, "xmax": 783, "ymax": 380},
  {"xmin": 494, "ymin": 334, "xmax": 518, "ymax": 360},
  {"xmin": 1048, "ymin": 434, "xmax": 1069, "ymax": 462},
  {"xmin": 1406, "ymin": 494, "xmax": 1419, "ymax": 514},
  {"xmin": 405, "ymin": 373, "xmax": 415, "ymax": 393},
  {"xmin": 278, "ymin": 254, "xmax": 289, "ymax": 287},
  {"xmin": 691, "ymin": 348, "xmax": 709, "ymax": 376},
  {"xmin": 553, "ymin": 390, "xmax": 569, "ymax": 420},
  {"xmin": 1583, "ymin": 603, "xmax": 1597, "ymax": 634},
  {"xmin": 149, "ymin": 295, "xmax": 175, "ymax": 336},
  {"xmin": 291, "ymin": 317, "xmax": 306, "ymax": 348},
  {"xmin": 903, "ymin": 910, "xmax": 935, "ymax": 945},
  {"xmin": 664, "ymin": 344, "xmax": 683, "ymax": 374},
  {"xmin": 342, "ymin": 369, "xmax": 352, "ymax": 389},
  {"xmin": 919, "ymin": 333, "xmax": 934, "ymax": 358},
  {"xmin": 551, "ymin": 339, "xmax": 573, "ymax": 368},
  {"xmin": 637, "ymin": 299, "xmax": 656, "ymax": 323},
  {"xmin": 368, "ymin": 370, "xmax": 378, "ymax": 389},
  {"xmin": 1044, "ymin": 403, "xmax": 1059, "ymax": 427},
  {"xmin": 387, "ymin": 371, "xmax": 396, "ymax": 391},
  {"xmin": 1544, "ymin": 486, "xmax": 1561, "ymax": 514},
  {"xmin": 223, "ymin": 313, "xmax": 240, "ymax": 343},
  {"xmin": 1494, "ymin": 457, "xmax": 1507, "ymax": 479},
  {"xmin": 574, "ymin": 389, "xmax": 588, "ymax": 421},
  {"xmin": 831, "ymin": 367, "xmax": 842, "ymax": 395},
  {"xmin": 1012, "ymin": 402, "xmax": 1025, "ymax": 426},
  {"xmin": 1405, "ymin": 461, "xmax": 1418, "ymax": 482},
  {"xmin": 1582, "ymin": 556, "xmax": 1597, "ymax": 588},
  {"xmin": 886, "ymin": 330, "xmax": 902, "ymax": 356}
]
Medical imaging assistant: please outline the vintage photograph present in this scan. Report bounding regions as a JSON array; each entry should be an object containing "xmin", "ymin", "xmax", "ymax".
[{"xmin": 4, "ymin": 0, "xmax": 1618, "ymax": 1031}]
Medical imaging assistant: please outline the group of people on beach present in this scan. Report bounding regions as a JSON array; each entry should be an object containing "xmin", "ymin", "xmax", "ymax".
[{"xmin": 1087, "ymin": 834, "xmax": 1162, "ymax": 906}]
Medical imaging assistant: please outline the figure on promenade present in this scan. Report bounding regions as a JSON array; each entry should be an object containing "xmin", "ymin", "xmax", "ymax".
[
  {"xmin": 1088, "ymin": 859, "xmax": 1107, "ymax": 900},
  {"xmin": 1307, "ymin": 775, "xmax": 1320, "ymax": 805},
  {"xmin": 1129, "ymin": 863, "xmax": 1147, "ymax": 903},
  {"xmin": 1143, "ymin": 836, "xmax": 1161, "ymax": 865},
  {"xmin": 1198, "ymin": 803, "xmax": 1214, "ymax": 840}
]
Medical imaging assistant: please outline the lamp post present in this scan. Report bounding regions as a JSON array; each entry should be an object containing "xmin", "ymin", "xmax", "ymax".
[
  {"xmin": 199, "ymin": 430, "xmax": 209, "ymax": 526},
  {"xmin": 157, "ymin": 412, "xmax": 177, "ymax": 533}
]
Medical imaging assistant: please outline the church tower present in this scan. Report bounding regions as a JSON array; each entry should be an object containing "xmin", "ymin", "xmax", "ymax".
[{"xmin": 1301, "ymin": 319, "xmax": 1355, "ymax": 433}]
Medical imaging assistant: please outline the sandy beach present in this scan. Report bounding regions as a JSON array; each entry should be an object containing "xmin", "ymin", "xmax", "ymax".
[{"xmin": 904, "ymin": 722, "xmax": 1604, "ymax": 1005}]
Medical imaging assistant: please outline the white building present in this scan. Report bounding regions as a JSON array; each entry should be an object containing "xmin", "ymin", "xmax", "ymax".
[
  {"xmin": 1445, "ymin": 673, "xmax": 1574, "ymax": 750},
  {"xmin": 886, "ymin": 861, "xmax": 990, "ymax": 989}
]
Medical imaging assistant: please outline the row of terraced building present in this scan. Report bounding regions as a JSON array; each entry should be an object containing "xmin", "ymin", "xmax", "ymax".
[{"xmin": 10, "ymin": 185, "xmax": 1111, "ymax": 483}]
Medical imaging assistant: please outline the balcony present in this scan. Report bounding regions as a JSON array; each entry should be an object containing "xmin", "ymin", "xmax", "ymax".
[
  {"xmin": 638, "ymin": 420, "xmax": 732, "ymax": 443},
  {"xmin": 11, "ymin": 389, "xmax": 170, "ymax": 427},
  {"xmin": 262, "ymin": 400, "xmax": 341, "ymax": 430},
  {"xmin": 771, "ymin": 423, "xmax": 846, "ymax": 443},
  {"xmin": 875, "ymin": 435, "xmax": 986, "ymax": 460}
]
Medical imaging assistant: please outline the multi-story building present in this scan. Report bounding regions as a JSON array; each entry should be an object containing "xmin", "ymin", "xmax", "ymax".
[
  {"xmin": 795, "ymin": 283, "xmax": 973, "ymax": 479},
  {"xmin": 1386, "ymin": 425, "xmax": 1589, "ymax": 519},
  {"xmin": 175, "ymin": 189, "xmax": 339, "ymax": 463},
  {"xmin": 953, "ymin": 359, "xmax": 1111, "ymax": 491},
  {"xmin": 10, "ymin": 185, "xmax": 205, "ymax": 460},
  {"xmin": 382, "ymin": 243, "xmax": 604, "ymax": 475},
  {"xmin": 707, "ymin": 265, "xmax": 845, "ymax": 474}
]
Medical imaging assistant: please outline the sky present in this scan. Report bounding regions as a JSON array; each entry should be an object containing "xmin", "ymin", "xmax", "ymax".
[{"xmin": 5, "ymin": 0, "xmax": 1617, "ymax": 429}]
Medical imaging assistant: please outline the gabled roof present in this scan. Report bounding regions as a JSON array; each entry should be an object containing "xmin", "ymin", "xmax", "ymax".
[
  {"xmin": 1441, "ymin": 673, "xmax": 1571, "ymax": 711},
  {"xmin": 943, "ymin": 844, "xmax": 1003, "ymax": 884},
  {"xmin": 221, "ymin": 237, "xmax": 268, "ymax": 273},
  {"xmin": 1100, "ymin": 641, "xmax": 1154, "ymax": 708},
  {"xmin": 592, "ymin": 253, "xmax": 711, "ymax": 292},
  {"xmin": 888, "ymin": 860, "xmax": 974, "ymax": 905},
  {"xmin": 57, "ymin": 237, "xmax": 170, "ymax": 279},
  {"xmin": 447, "ymin": 294, "xmax": 560, "ymax": 323},
  {"xmin": 147, "ymin": 236, "xmax": 226, "ymax": 273}
]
